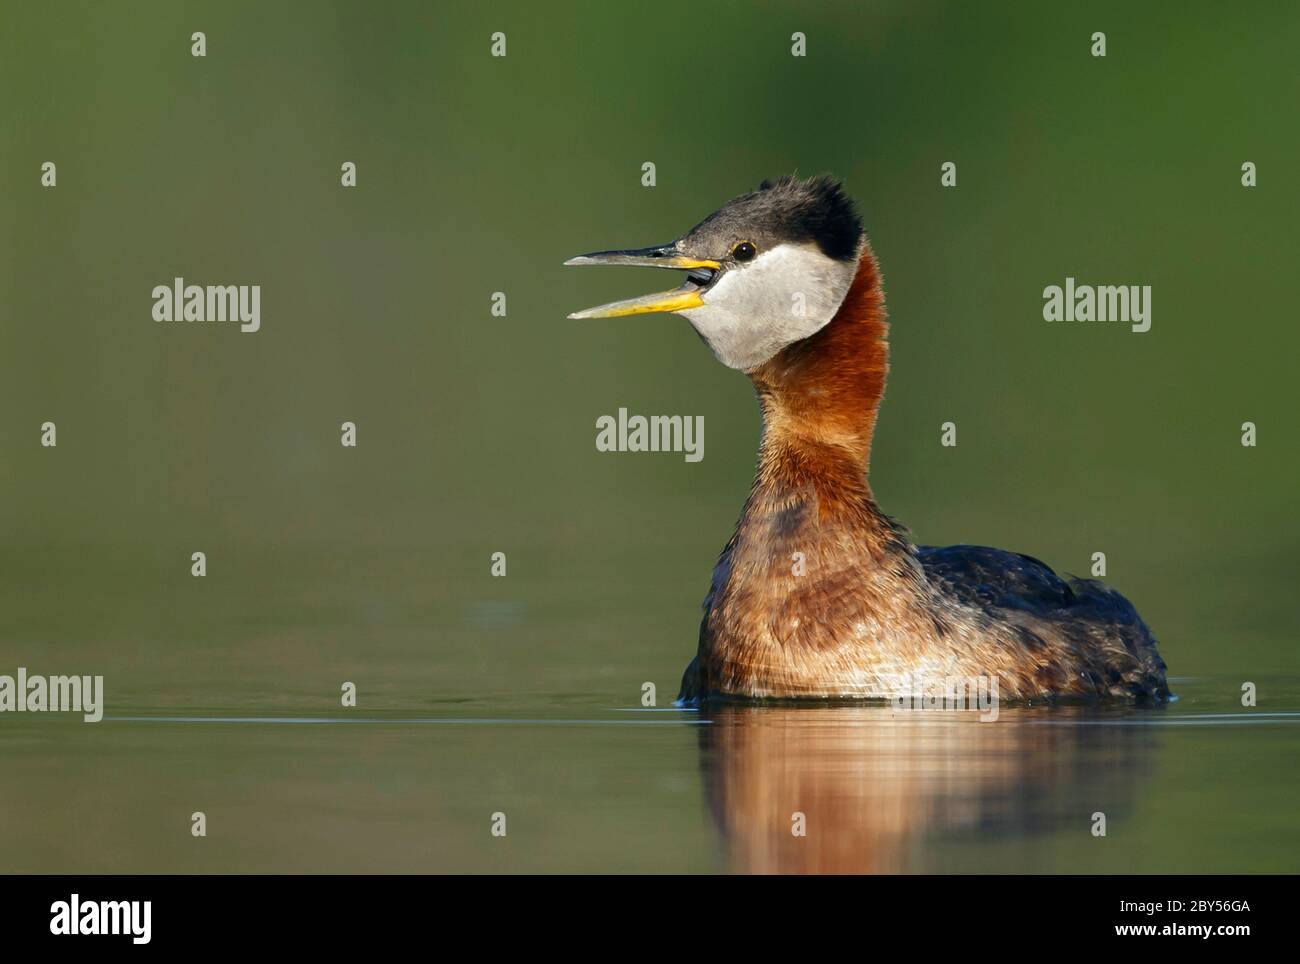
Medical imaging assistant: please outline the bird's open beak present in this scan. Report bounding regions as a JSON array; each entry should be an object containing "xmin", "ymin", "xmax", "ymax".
[{"xmin": 564, "ymin": 243, "xmax": 722, "ymax": 319}]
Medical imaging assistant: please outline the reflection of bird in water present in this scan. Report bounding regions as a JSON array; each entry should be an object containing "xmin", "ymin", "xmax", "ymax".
[
  {"xmin": 567, "ymin": 176, "xmax": 1168, "ymax": 702},
  {"xmin": 696, "ymin": 705, "xmax": 1158, "ymax": 874}
]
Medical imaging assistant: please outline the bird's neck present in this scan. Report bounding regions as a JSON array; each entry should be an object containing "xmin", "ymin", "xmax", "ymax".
[{"xmin": 748, "ymin": 248, "xmax": 889, "ymax": 519}]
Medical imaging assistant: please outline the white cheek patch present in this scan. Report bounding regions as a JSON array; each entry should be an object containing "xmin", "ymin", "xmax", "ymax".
[{"xmin": 675, "ymin": 243, "xmax": 858, "ymax": 371}]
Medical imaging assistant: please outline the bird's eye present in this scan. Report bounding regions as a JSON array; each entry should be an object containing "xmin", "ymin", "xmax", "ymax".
[{"xmin": 732, "ymin": 241, "xmax": 757, "ymax": 263}]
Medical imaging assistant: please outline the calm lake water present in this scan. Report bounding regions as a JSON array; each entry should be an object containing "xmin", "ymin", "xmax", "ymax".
[{"xmin": 2, "ymin": 674, "xmax": 1296, "ymax": 873}]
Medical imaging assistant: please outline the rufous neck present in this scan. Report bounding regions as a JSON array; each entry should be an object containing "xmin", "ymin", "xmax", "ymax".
[{"xmin": 747, "ymin": 249, "xmax": 888, "ymax": 506}]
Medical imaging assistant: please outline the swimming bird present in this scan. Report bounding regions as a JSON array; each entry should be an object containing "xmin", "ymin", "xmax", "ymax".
[{"xmin": 566, "ymin": 175, "xmax": 1169, "ymax": 703}]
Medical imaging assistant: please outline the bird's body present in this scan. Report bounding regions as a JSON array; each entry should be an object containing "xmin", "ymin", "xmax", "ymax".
[
  {"xmin": 678, "ymin": 252, "xmax": 1167, "ymax": 702},
  {"xmin": 568, "ymin": 176, "xmax": 1169, "ymax": 704}
]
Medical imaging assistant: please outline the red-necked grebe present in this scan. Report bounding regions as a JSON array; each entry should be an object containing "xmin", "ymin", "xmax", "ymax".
[{"xmin": 566, "ymin": 175, "xmax": 1169, "ymax": 703}]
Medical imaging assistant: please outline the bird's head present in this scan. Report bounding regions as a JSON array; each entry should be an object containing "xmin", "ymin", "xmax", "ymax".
[{"xmin": 566, "ymin": 175, "xmax": 865, "ymax": 372}]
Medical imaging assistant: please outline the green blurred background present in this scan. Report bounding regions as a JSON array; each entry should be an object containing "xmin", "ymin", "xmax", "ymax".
[{"xmin": 1, "ymin": 1, "xmax": 1296, "ymax": 873}]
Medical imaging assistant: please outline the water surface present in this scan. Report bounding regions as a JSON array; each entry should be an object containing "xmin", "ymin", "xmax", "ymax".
[{"xmin": 2, "ymin": 676, "xmax": 1295, "ymax": 873}]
